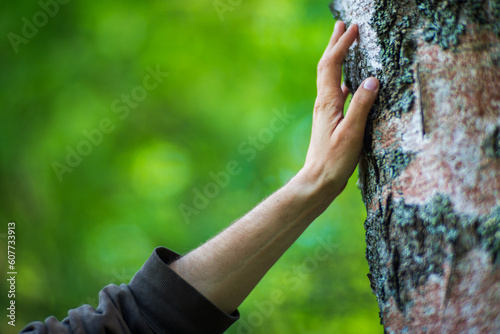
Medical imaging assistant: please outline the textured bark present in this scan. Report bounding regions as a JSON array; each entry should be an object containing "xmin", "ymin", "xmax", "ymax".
[{"xmin": 331, "ymin": 0, "xmax": 500, "ymax": 332}]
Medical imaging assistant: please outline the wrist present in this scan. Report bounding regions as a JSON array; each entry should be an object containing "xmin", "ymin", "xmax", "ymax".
[
  {"xmin": 296, "ymin": 164, "xmax": 344, "ymax": 195},
  {"xmin": 286, "ymin": 168, "xmax": 342, "ymax": 218}
]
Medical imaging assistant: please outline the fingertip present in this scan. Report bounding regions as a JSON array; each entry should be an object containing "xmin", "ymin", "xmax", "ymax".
[
  {"xmin": 327, "ymin": 20, "xmax": 348, "ymax": 54},
  {"xmin": 363, "ymin": 77, "xmax": 379, "ymax": 92},
  {"xmin": 347, "ymin": 24, "xmax": 359, "ymax": 36},
  {"xmin": 334, "ymin": 21, "xmax": 345, "ymax": 31}
]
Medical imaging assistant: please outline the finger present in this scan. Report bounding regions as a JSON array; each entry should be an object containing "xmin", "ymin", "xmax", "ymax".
[
  {"xmin": 324, "ymin": 21, "xmax": 346, "ymax": 54},
  {"xmin": 329, "ymin": 24, "xmax": 358, "ymax": 68},
  {"xmin": 317, "ymin": 22, "xmax": 346, "ymax": 89},
  {"xmin": 341, "ymin": 82, "xmax": 350, "ymax": 100},
  {"xmin": 340, "ymin": 77, "xmax": 379, "ymax": 135},
  {"xmin": 317, "ymin": 25, "xmax": 359, "ymax": 94}
]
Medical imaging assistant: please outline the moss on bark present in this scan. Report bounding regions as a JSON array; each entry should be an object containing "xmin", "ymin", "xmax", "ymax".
[{"xmin": 331, "ymin": 0, "xmax": 500, "ymax": 330}]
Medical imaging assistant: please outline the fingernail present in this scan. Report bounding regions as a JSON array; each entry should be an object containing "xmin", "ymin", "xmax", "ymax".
[{"xmin": 363, "ymin": 77, "xmax": 379, "ymax": 91}]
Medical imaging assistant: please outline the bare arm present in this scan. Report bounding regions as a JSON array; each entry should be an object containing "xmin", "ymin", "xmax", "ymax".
[{"xmin": 169, "ymin": 21, "xmax": 379, "ymax": 314}]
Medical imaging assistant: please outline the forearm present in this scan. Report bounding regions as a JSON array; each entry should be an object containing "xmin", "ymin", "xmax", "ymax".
[
  {"xmin": 169, "ymin": 21, "xmax": 378, "ymax": 316},
  {"xmin": 169, "ymin": 170, "xmax": 334, "ymax": 314}
]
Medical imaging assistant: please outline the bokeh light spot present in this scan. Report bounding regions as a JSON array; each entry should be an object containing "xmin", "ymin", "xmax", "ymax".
[
  {"xmin": 85, "ymin": 223, "xmax": 153, "ymax": 274},
  {"xmin": 131, "ymin": 142, "xmax": 191, "ymax": 200}
]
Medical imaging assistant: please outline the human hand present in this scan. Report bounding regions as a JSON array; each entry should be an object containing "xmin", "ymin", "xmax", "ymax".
[{"xmin": 298, "ymin": 21, "xmax": 379, "ymax": 199}]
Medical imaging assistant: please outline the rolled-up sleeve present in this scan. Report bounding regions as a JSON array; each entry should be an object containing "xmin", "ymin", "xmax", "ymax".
[{"xmin": 21, "ymin": 247, "xmax": 239, "ymax": 334}]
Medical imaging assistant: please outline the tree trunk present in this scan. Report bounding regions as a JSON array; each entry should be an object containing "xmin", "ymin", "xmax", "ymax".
[{"xmin": 331, "ymin": 0, "xmax": 500, "ymax": 332}]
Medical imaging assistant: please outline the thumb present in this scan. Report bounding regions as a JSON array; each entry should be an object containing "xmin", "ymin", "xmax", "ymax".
[{"xmin": 343, "ymin": 77, "xmax": 379, "ymax": 133}]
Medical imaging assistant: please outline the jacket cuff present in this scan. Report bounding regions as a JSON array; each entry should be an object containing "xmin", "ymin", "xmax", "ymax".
[{"xmin": 128, "ymin": 247, "xmax": 239, "ymax": 334}]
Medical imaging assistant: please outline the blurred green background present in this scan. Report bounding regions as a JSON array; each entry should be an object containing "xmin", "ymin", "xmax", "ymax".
[{"xmin": 0, "ymin": 0, "xmax": 382, "ymax": 333}]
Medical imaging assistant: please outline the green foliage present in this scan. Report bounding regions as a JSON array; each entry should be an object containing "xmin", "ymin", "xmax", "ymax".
[{"xmin": 0, "ymin": 0, "xmax": 381, "ymax": 332}]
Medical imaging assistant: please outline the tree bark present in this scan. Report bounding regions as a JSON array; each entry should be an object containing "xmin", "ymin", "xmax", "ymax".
[{"xmin": 331, "ymin": 0, "xmax": 500, "ymax": 332}]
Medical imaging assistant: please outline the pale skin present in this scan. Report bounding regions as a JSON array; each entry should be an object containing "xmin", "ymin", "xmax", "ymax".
[{"xmin": 169, "ymin": 21, "xmax": 379, "ymax": 314}]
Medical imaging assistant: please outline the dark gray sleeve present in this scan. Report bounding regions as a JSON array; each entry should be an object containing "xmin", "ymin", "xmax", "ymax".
[{"xmin": 20, "ymin": 247, "xmax": 239, "ymax": 334}]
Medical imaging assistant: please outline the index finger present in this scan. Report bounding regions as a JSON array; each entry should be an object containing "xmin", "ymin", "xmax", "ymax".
[
  {"xmin": 324, "ymin": 21, "xmax": 346, "ymax": 54},
  {"xmin": 317, "ymin": 24, "xmax": 359, "ymax": 96}
]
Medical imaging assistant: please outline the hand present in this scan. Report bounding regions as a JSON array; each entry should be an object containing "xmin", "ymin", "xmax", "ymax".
[
  {"xmin": 168, "ymin": 23, "xmax": 379, "ymax": 315},
  {"xmin": 299, "ymin": 21, "xmax": 379, "ymax": 198}
]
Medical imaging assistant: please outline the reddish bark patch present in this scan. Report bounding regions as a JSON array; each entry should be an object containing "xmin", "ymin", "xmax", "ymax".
[
  {"xmin": 365, "ymin": 27, "xmax": 500, "ymax": 333},
  {"xmin": 393, "ymin": 29, "xmax": 500, "ymax": 216},
  {"xmin": 383, "ymin": 250, "xmax": 500, "ymax": 333}
]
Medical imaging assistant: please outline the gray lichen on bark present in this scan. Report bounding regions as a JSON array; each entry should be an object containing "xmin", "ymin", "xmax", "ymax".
[
  {"xmin": 331, "ymin": 0, "xmax": 500, "ymax": 331},
  {"xmin": 366, "ymin": 193, "xmax": 500, "ymax": 312}
]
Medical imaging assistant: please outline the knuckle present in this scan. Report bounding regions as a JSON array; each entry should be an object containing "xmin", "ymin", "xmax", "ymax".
[
  {"xmin": 318, "ymin": 52, "xmax": 344, "ymax": 75},
  {"xmin": 314, "ymin": 96, "xmax": 342, "ymax": 114},
  {"xmin": 317, "ymin": 57, "xmax": 332, "ymax": 73},
  {"xmin": 314, "ymin": 98, "xmax": 331, "ymax": 112},
  {"xmin": 331, "ymin": 47, "xmax": 346, "ymax": 61},
  {"xmin": 348, "ymin": 97, "xmax": 363, "ymax": 110},
  {"xmin": 351, "ymin": 92, "xmax": 373, "ymax": 109}
]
